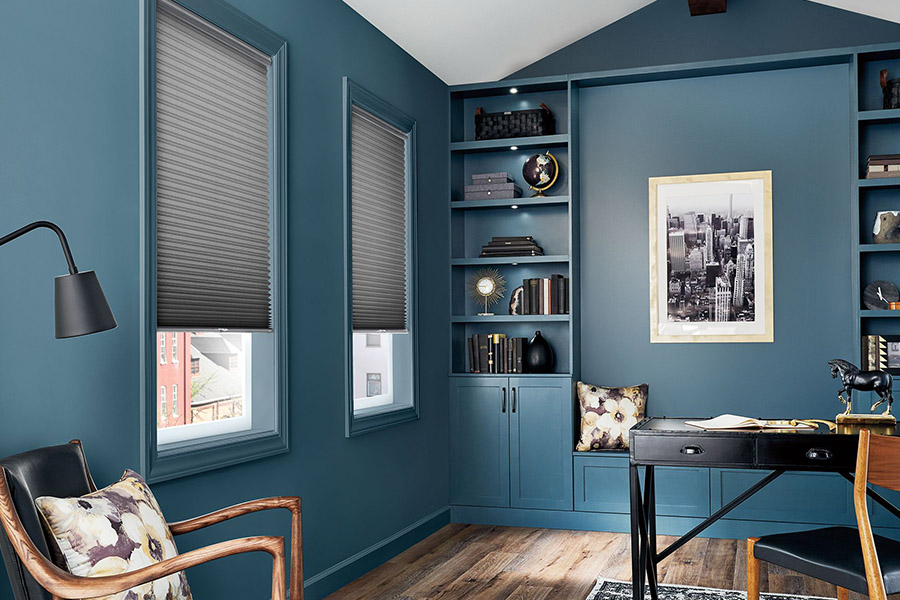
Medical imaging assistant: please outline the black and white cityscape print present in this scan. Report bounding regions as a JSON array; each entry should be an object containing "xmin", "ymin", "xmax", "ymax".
[{"xmin": 665, "ymin": 193, "xmax": 756, "ymax": 323}]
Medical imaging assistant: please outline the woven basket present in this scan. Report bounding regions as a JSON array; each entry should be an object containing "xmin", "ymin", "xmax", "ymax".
[
  {"xmin": 882, "ymin": 69, "xmax": 900, "ymax": 109},
  {"xmin": 475, "ymin": 103, "xmax": 555, "ymax": 140}
]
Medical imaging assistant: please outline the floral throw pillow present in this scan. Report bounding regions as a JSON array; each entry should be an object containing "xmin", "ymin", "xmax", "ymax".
[
  {"xmin": 35, "ymin": 470, "xmax": 192, "ymax": 600},
  {"xmin": 575, "ymin": 381, "xmax": 648, "ymax": 451}
]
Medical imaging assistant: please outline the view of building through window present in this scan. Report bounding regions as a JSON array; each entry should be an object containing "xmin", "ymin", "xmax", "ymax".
[
  {"xmin": 352, "ymin": 332, "xmax": 396, "ymax": 411},
  {"xmin": 157, "ymin": 331, "xmax": 249, "ymax": 430}
]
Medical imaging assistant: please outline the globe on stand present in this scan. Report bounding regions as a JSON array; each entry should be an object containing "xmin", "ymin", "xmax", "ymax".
[{"xmin": 522, "ymin": 151, "xmax": 559, "ymax": 197}]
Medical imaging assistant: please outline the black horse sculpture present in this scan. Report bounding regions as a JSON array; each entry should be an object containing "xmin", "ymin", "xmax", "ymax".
[{"xmin": 828, "ymin": 358, "xmax": 894, "ymax": 415}]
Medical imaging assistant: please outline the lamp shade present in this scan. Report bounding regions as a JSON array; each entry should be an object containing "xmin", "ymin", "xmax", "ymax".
[{"xmin": 54, "ymin": 271, "xmax": 117, "ymax": 338}]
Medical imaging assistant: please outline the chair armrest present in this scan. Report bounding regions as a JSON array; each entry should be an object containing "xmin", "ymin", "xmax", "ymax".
[
  {"xmin": 168, "ymin": 496, "xmax": 302, "ymax": 600},
  {"xmin": 44, "ymin": 536, "xmax": 285, "ymax": 599},
  {"xmin": 168, "ymin": 496, "xmax": 300, "ymax": 535}
]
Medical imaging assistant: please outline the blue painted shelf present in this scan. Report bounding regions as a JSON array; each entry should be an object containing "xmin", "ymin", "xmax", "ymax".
[
  {"xmin": 450, "ymin": 196, "xmax": 569, "ymax": 210},
  {"xmin": 859, "ymin": 310, "xmax": 900, "ymax": 318},
  {"xmin": 860, "ymin": 244, "xmax": 900, "ymax": 252},
  {"xmin": 450, "ymin": 134, "xmax": 569, "ymax": 153},
  {"xmin": 859, "ymin": 178, "xmax": 900, "ymax": 188},
  {"xmin": 451, "ymin": 314, "xmax": 569, "ymax": 323},
  {"xmin": 451, "ymin": 255, "xmax": 569, "ymax": 266},
  {"xmin": 858, "ymin": 109, "xmax": 900, "ymax": 123}
]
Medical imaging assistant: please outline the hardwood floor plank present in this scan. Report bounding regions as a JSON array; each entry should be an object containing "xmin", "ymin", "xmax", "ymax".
[{"xmin": 326, "ymin": 525, "xmax": 888, "ymax": 600}]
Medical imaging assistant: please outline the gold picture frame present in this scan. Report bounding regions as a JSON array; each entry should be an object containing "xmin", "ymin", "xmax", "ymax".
[{"xmin": 649, "ymin": 171, "xmax": 773, "ymax": 343}]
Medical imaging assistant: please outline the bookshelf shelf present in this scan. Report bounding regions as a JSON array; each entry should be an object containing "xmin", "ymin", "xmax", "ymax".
[
  {"xmin": 451, "ymin": 255, "xmax": 569, "ymax": 266},
  {"xmin": 858, "ymin": 109, "xmax": 900, "ymax": 123},
  {"xmin": 859, "ymin": 310, "xmax": 900, "ymax": 318},
  {"xmin": 450, "ymin": 196, "xmax": 569, "ymax": 210},
  {"xmin": 450, "ymin": 134, "xmax": 569, "ymax": 153},
  {"xmin": 859, "ymin": 178, "xmax": 900, "ymax": 188},
  {"xmin": 860, "ymin": 243, "xmax": 900, "ymax": 253},
  {"xmin": 451, "ymin": 314, "xmax": 569, "ymax": 323}
]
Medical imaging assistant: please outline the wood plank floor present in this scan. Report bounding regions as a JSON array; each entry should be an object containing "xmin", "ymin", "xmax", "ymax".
[{"xmin": 325, "ymin": 524, "xmax": 884, "ymax": 600}]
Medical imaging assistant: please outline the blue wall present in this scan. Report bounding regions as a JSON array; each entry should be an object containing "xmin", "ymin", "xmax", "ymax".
[
  {"xmin": 0, "ymin": 1, "xmax": 448, "ymax": 599},
  {"xmin": 578, "ymin": 64, "xmax": 852, "ymax": 419},
  {"xmin": 509, "ymin": 0, "xmax": 900, "ymax": 80}
]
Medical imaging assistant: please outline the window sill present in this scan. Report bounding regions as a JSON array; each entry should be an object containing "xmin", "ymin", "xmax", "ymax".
[
  {"xmin": 145, "ymin": 426, "xmax": 288, "ymax": 483},
  {"xmin": 347, "ymin": 404, "xmax": 418, "ymax": 437}
]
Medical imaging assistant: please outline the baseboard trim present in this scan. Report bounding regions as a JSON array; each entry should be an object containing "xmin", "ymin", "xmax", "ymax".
[{"xmin": 303, "ymin": 505, "xmax": 451, "ymax": 600}]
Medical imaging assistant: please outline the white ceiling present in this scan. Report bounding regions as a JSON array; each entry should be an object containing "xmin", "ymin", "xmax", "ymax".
[{"xmin": 342, "ymin": 0, "xmax": 900, "ymax": 86}]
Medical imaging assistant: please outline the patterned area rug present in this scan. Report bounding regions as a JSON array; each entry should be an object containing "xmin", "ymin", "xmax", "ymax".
[{"xmin": 586, "ymin": 579, "xmax": 831, "ymax": 600}]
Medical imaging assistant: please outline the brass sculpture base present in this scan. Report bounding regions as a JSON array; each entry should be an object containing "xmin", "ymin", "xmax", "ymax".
[{"xmin": 836, "ymin": 413, "xmax": 897, "ymax": 425}]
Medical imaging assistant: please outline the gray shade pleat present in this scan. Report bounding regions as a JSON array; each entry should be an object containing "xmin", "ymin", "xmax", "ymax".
[
  {"xmin": 351, "ymin": 104, "xmax": 409, "ymax": 332},
  {"xmin": 156, "ymin": 6, "xmax": 272, "ymax": 331}
]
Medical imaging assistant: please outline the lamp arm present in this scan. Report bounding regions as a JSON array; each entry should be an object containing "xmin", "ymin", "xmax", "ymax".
[{"xmin": 0, "ymin": 221, "xmax": 78, "ymax": 275}]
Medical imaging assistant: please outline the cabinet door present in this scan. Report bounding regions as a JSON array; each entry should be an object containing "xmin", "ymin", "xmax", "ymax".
[
  {"xmin": 449, "ymin": 377, "xmax": 510, "ymax": 507},
  {"xmin": 509, "ymin": 377, "xmax": 573, "ymax": 510}
]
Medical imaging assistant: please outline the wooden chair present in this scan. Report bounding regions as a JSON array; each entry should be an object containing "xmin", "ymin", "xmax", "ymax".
[
  {"xmin": 0, "ymin": 440, "xmax": 302, "ymax": 600},
  {"xmin": 747, "ymin": 429, "xmax": 900, "ymax": 600}
]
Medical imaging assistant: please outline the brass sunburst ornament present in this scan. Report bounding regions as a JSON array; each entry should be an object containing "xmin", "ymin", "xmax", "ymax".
[{"xmin": 468, "ymin": 268, "xmax": 506, "ymax": 316}]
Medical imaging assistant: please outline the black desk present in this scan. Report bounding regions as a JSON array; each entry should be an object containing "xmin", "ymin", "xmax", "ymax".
[{"xmin": 628, "ymin": 417, "xmax": 900, "ymax": 600}]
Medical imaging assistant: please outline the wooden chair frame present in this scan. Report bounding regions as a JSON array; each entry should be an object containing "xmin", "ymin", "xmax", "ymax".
[
  {"xmin": 747, "ymin": 429, "xmax": 890, "ymax": 600},
  {"xmin": 0, "ymin": 441, "xmax": 302, "ymax": 600}
]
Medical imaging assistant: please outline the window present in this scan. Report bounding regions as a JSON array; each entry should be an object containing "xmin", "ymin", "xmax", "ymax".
[
  {"xmin": 344, "ymin": 79, "xmax": 418, "ymax": 436},
  {"xmin": 143, "ymin": 0, "xmax": 288, "ymax": 482}
]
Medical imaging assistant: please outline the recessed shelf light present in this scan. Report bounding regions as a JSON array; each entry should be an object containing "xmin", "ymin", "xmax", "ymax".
[
  {"xmin": 511, "ymin": 205, "xmax": 519, "ymax": 210},
  {"xmin": 512, "ymin": 262, "xmax": 519, "ymax": 266},
  {"xmin": 510, "ymin": 145, "xmax": 518, "ymax": 151},
  {"xmin": 509, "ymin": 87, "xmax": 518, "ymax": 94}
]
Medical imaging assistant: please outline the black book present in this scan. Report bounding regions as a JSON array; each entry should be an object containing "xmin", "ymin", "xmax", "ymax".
[
  {"xmin": 501, "ymin": 338, "xmax": 508, "ymax": 374},
  {"xmin": 522, "ymin": 278, "xmax": 531, "ymax": 315},
  {"xmin": 485, "ymin": 240, "xmax": 542, "ymax": 248},
  {"xmin": 472, "ymin": 335, "xmax": 481, "ymax": 373},
  {"xmin": 528, "ymin": 279, "xmax": 539, "ymax": 316},
  {"xmin": 491, "ymin": 235, "xmax": 534, "ymax": 243},
  {"xmin": 467, "ymin": 336, "xmax": 476, "ymax": 373},
  {"xmin": 515, "ymin": 338, "xmax": 524, "ymax": 373},
  {"xmin": 507, "ymin": 338, "xmax": 513, "ymax": 373},
  {"xmin": 480, "ymin": 249, "xmax": 543, "ymax": 257},
  {"xmin": 563, "ymin": 277, "xmax": 569, "ymax": 314},
  {"xmin": 477, "ymin": 334, "xmax": 491, "ymax": 374}
]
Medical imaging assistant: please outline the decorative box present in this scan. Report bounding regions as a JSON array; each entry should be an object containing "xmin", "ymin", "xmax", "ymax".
[{"xmin": 474, "ymin": 103, "xmax": 555, "ymax": 140}]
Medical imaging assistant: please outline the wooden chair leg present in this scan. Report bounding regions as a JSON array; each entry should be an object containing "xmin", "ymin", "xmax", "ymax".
[
  {"xmin": 747, "ymin": 538, "xmax": 761, "ymax": 600},
  {"xmin": 837, "ymin": 587, "xmax": 849, "ymax": 600}
]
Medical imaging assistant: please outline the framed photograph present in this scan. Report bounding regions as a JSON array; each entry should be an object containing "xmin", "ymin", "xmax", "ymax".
[{"xmin": 649, "ymin": 171, "xmax": 773, "ymax": 343}]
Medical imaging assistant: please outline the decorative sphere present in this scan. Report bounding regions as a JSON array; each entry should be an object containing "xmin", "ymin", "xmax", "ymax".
[{"xmin": 522, "ymin": 152, "xmax": 558, "ymax": 194}]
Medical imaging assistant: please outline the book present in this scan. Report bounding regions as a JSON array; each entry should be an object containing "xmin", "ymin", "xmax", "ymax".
[
  {"xmin": 522, "ymin": 279, "xmax": 530, "ymax": 315},
  {"xmin": 867, "ymin": 154, "xmax": 900, "ymax": 165},
  {"xmin": 477, "ymin": 334, "xmax": 490, "ymax": 373},
  {"xmin": 685, "ymin": 414, "xmax": 814, "ymax": 430},
  {"xmin": 528, "ymin": 279, "xmax": 539, "ymax": 315},
  {"xmin": 515, "ymin": 338, "xmax": 524, "ymax": 373},
  {"xmin": 467, "ymin": 336, "xmax": 477, "ymax": 373}
]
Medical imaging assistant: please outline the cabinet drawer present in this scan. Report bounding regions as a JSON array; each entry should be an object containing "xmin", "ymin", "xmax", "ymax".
[
  {"xmin": 632, "ymin": 435, "xmax": 753, "ymax": 467},
  {"xmin": 756, "ymin": 436, "xmax": 858, "ymax": 470}
]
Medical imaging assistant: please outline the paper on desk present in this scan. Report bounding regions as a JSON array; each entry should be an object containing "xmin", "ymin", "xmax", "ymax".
[{"xmin": 685, "ymin": 414, "xmax": 815, "ymax": 430}]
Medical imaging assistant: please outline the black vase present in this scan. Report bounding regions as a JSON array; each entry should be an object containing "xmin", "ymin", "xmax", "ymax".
[{"xmin": 525, "ymin": 330, "xmax": 554, "ymax": 373}]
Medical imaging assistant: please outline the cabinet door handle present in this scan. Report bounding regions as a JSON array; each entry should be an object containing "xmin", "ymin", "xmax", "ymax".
[
  {"xmin": 806, "ymin": 448, "xmax": 832, "ymax": 461},
  {"xmin": 501, "ymin": 387, "xmax": 507, "ymax": 413},
  {"xmin": 512, "ymin": 387, "xmax": 517, "ymax": 413},
  {"xmin": 680, "ymin": 445, "xmax": 704, "ymax": 455}
]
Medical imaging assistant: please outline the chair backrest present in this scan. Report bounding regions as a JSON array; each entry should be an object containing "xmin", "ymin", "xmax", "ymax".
[{"xmin": 0, "ymin": 441, "xmax": 96, "ymax": 600}]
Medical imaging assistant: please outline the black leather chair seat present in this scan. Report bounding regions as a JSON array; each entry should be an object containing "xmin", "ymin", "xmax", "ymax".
[{"xmin": 755, "ymin": 526, "xmax": 900, "ymax": 595}]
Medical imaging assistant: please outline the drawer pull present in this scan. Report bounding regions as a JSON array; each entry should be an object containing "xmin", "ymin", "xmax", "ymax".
[
  {"xmin": 806, "ymin": 448, "xmax": 832, "ymax": 461},
  {"xmin": 680, "ymin": 445, "xmax": 704, "ymax": 455}
]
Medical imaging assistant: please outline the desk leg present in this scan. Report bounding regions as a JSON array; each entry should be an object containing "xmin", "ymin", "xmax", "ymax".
[
  {"xmin": 630, "ymin": 464, "xmax": 644, "ymax": 600},
  {"xmin": 645, "ymin": 466, "xmax": 658, "ymax": 600}
]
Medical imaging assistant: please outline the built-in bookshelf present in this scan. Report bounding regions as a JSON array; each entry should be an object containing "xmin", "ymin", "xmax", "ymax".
[
  {"xmin": 854, "ymin": 49, "xmax": 900, "ymax": 372},
  {"xmin": 448, "ymin": 77, "xmax": 580, "ymax": 377}
]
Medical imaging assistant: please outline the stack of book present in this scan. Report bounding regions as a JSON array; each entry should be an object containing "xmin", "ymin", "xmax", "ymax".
[
  {"xmin": 521, "ymin": 275, "xmax": 569, "ymax": 315},
  {"xmin": 467, "ymin": 334, "xmax": 528, "ymax": 374},
  {"xmin": 481, "ymin": 235, "xmax": 544, "ymax": 258},
  {"xmin": 464, "ymin": 172, "xmax": 522, "ymax": 201},
  {"xmin": 866, "ymin": 155, "xmax": 900, "ymax": 179}
]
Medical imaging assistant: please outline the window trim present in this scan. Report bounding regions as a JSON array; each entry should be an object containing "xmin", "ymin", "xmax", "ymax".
[
  {"xmin": 140, "ymin": 0, "xmax": 289, "ymax": 483},
  {"xmin": 343, "ymin": 78, "xmax": 419, "ymax": 438}
]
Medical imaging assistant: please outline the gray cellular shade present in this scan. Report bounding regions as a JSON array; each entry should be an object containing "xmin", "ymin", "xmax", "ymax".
[
  {"xmin": 156, "ymin": 1, "xmax": 273, "ymax": 331},
  {"xmin": 350, "ymin": 105, "xmax": 410, "ymax": 332}
]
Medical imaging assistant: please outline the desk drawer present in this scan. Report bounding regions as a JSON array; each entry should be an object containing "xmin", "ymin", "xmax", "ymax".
[
  {"xmin": 756, "ymin": 436, "xmax": 858, "ymax": 470},
  {"xmin": 632, "ymin": 435, "xmax": 753, "ymax": 466}
]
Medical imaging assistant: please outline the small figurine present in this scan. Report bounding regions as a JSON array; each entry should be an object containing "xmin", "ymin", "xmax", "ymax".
[{"xmin": 828, "ymin": 358, "xmax": 896, "ymax": 424}]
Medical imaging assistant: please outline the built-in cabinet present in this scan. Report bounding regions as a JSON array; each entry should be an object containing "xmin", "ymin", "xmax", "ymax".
[{"xmin": 450, "ymin": 376, "xmax": 573, "ymax": 510}]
